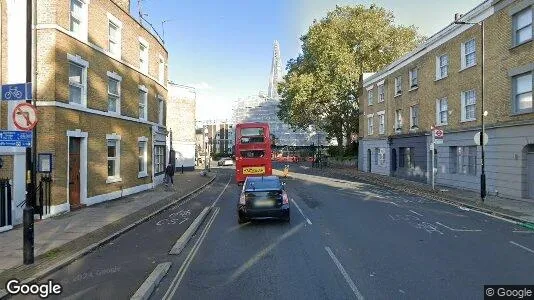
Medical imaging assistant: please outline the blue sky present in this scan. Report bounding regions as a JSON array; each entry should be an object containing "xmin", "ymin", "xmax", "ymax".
[{"xmin": 133, "ymin": 0, "xmax": 482, "ymax": 121}]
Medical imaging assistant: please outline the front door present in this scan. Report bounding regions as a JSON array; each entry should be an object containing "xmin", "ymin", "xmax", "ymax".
[
  {"xmin": 367, "ymin": 149, "xmax": 372, "ymax": 172},
  {"xmin": 69, "ymin": 137, "xmax": 81, "ymax": 208},
  {"xmin": 528, "ymin": 149, "xmax": 534, "ymax": 199},
  {"xmin": 391, "ymin": 149, "xmax": 397, "ymax": 174}
]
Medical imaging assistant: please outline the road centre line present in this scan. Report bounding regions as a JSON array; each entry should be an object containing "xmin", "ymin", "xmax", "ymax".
[
  {"xmin": 409, "ymin": 210, "xmax": 423, "ymax": 217},
  {"xmin": 291, "ymin": 198, "xmax": 312, "ymax": 225},
  {"xmin": 509, "ymin": 241, "xmax": 534, "ymax": 255},
  {"xmin": 210, "ymin": 177, "xmax": 231, "ymax": 208},
  {"xmin": 162, "ymin": 207, "xmax": 220, "ymax": 300},
  {"xmin": 325, "ymin": 246, "xmax": 364, "ymax": 300},
  {"xmin": 435, "ymin": 222, "xmax": 482, "ymax": 232},
  {"xmin": 513, "ymin": 230, "xmax": 534, "ymax": 233}
]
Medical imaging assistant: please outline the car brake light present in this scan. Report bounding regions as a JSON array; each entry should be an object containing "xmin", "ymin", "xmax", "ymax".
[
  {"xmin": 282, "ymin": 192, "xmax": 289, "ymax": 204},
  {"xmin": 239, "ymin": 193, "xmax": 246, "ymax": 205}
]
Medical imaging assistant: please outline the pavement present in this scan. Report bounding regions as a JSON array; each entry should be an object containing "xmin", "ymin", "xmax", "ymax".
[
  {"xmin": 276, "ymin": 162, "xmax": 534, "ymax": 226},
  {"xmin": 0, "ymin": 171, "xmax": 215, "ymax": 289}
]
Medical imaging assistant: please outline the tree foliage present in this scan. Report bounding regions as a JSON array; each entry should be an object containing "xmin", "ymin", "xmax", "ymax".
[{"xmin": 278, "ymin": 5, "xmax": 424, "ymax": 147}]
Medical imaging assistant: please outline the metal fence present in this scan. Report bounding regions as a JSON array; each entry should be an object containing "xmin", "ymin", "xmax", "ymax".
[
  {"xmin": 16, "ymin": 174, "xmax": 52, "ymax": 219},
  {"xmin": 0, "ymin": 178, "xmax": 12, "ymax": 228}
]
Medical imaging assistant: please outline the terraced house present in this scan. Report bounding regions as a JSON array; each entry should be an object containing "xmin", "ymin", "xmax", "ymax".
[
  {"xmin": 1, "ymin": 0, "xmax": 169, "ymax": 227},
  {"xmin": 359, "ymin": 0, "xmax": 534, "ymax": 202}
]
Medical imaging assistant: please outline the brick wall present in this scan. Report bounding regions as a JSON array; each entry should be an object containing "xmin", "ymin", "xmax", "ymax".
[{"xmin": 47, "ymin": 107, "xmax": 152, "ymax": 205}]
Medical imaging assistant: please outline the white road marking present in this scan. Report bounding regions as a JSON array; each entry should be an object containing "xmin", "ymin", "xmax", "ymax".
[
  {"xmin": 435, "ymin": 222, "xmax": 482, "ymax": 232},
  {"xmin": 169, "ymin": 207, "xmax": 211, "ymax": 255},
  {"xmin": 210, "ymin": 177, "xmax": 231, "ymax": 208},
  {"xmin": 388, "ymin": 214, "xmax": 396, "ymax": 221},
  {"xmin": 513, "ymin": 230, "xmax": 534, "ymax": 233},
  {"xmin": 388, "ymin": 201, "xmax": 400, "ymax": 207},
  {"xmin": 130, "ymin": 262, "xmax": 172, "ymax": 300},
  {"xmin": 409, "ymin": 210, "xmax": 423, "ymax": 217},
  {"xmin": 163, "ymin": 207, "xmax": 220, "ymax": 300},
  {"xmin": 325, "ymin": 247, "xmax": 364, "ymax": 300},
  {"xmin": 510, "ymin": 241, "xmax": 534, "ymax": 254},
  {"xmin": 291, "ymin": 198, "xmax": 312, "ymax": 225}
]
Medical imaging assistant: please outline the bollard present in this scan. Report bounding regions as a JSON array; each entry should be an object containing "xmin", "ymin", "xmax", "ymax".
[
  {"xmin": 181, "ymin": 165, "xmax": 184, "ymax": 174},
  {"xmin": 23, "ymin": 206, "xmax": 34, "ymax": 264},
  {"xmin": 283, "ymin": 165, "xmax": 289, "ymax": 178}
]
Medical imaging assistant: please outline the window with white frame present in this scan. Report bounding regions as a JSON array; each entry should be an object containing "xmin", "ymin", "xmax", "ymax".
[
  {"xmin": 139, "ymin": 88, "xmax": 148, "ymax": 120},
  {"xmin": 436, "ymin": 98, "xmax": 448, "ymax": 125},
  {"xmin": 158, "ymin": 97, "xmax": 164, "ymax": 125},
  {"xmin": 513, "ymin": 72, "xmax": 533, "ymax": 113},
  {"xmin": 138, "ymin": 139, "xmax": 147, "ymax": 177},
  {"xmin": 159, "ymin": 56, "xmax": 165, "ymax": 83},
  {"xmin": 108, "ymin": 17, "xmax": 121, "ymax": 57},
  {"xmin": 374, "ymin": 148, "xmax": 379, "ymax": 165},
  {"xmin": 139, "ymin": 39, "xmax": 149, "ymax": 73},
  {"xmin": 461, "ymin": 90, "xmax": 477, "ymax": 121},
  {"xmin": 68, "ymin": 57, "xmax": 87, "ymax": 105},
  {"xmin": 437, "ymin": 54, "xmax": 449, "ymax": 79},
  {"xmin": 394, "ymin": 76, "xmax": 402, "ymax": 95},
  {"xmin": 154, "ymin": 145, "xmax": 165, "ymax": 174},
  {"xmin": 395, "ymin": 109, "xmax": 402, "ymax": 130},
  {"xmin": 462, "ymin": 39, "xmax": 476, "ymax": 69},
  {"xmin": 410, "ymin": 105, "xmax": 419, "ymax": 129},
  {"xmin": 378, "ymin": 148, "xmax": 386, "ymax": 166},
  {"xmin": 377, "ymin": 84, "xmax": 385, "ymax": 102},
  {"xmin": 450, "ymin": 146, "xmax": 477, "ymax": 175},
  {"xmin": 409, "ymin": 68, "xmax": 418, "ymax": 88},
  {"xmin": 70, "ymin": 0, "xmax": 85, "ymax": 36},
  {"xmin": 367, "ymin": 115, "xmax": 374, "ymax": 135},
  {"xmin": 107, "ymin": 136, "xmax": 121, "ymax": 182},
  {"xmin": 108, "ymin": 77, "xmax": 120, "ymax": 113},
  {"xmin": 367, "ymin": 88, "xmax": 373, "ymax": 105},
  {"xmin": 513, "ymin": 7, "xmax": 533, "ymax": 46},
  {"xmin": 378, "ymin": 112, "xmax": 385, "ymax": 134}
]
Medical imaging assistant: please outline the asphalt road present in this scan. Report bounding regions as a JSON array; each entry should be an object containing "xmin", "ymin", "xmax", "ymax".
[{"xmin": 11, "ymin": 166, "xmax": 534, "ymax": 299}]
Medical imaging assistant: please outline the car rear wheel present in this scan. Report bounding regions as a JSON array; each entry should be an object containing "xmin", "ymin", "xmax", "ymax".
[{"xmin": 238, "ymin": 215, "xmax": 248, "ymax": 224}]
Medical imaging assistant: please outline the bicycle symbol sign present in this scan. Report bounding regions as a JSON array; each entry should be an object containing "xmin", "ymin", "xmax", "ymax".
[
  {"xmin": 12, "ymin": 103, "xmax": 38, "ymax": 131},
  {"xmin": 1, "ymin": 83, "xmax": 32, "ymax": 101}
]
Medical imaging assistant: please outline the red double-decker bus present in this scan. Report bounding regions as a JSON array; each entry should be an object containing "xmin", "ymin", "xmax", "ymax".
[{"xmin": 234, "ymin": 123, "xmax": 272, "ymax": 184}]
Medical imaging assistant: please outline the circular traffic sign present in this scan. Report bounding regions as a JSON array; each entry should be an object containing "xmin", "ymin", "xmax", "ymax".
[
  {"xmin": 12, "ymin": 102, "xmax": 38, "ymax": 131},
  {"xmin": 434, "ymin": 129, "xmax": 444, "ymax": 138},
  {"xmin": 474, "ymin": 132, "xmax": 489, "ymax": 146}
]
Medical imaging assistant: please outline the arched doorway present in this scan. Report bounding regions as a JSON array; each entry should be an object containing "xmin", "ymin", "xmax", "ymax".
[
  {"xmin": 391, "ymin": 148, "xmax": 397, "ymax": 174},
  {"xmin": 527, "ymin": 145, "xmax": 534, "ymax": 199},
  {"xmin": 367, "ymin": 149, "xmax": 372, "ymax": 172}
]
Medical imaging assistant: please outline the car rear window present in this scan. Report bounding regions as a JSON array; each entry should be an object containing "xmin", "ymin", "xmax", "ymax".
[{"xmin": 245, "ymin": 179, "xmax": 281, "ymax": 190}]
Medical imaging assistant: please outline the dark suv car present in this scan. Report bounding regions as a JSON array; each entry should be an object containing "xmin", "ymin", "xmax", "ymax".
[{"xmin": 237, "ymin": 176, "xmax": 290, "ymax": 223}]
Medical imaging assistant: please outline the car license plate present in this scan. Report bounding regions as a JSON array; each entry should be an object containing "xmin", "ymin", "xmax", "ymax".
[
  {"xmin": 243, "ymin": 166, "xmax": 265, "ymax": 175},
  {"xmin": 254, "ymin": 200, "xmax": 274, "ymax": 207}
]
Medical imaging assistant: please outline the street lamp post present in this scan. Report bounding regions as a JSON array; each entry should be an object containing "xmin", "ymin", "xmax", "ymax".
[{"xmin": 454, "ymin": 16, "xmax": 486, "ymax": 201}]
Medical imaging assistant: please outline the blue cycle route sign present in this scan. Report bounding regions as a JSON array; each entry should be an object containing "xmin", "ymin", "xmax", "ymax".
[
  {"xmin": 1, "ymin": 83, "xmax": 32, "ymax": 101},
  {"xmin": 0, "ymin": 131, "xmax": 32, "ymax": 147}
]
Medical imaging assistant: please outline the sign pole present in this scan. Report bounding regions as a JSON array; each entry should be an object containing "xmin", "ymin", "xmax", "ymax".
[
  {"xmin": 23, "ymin": 0, "xmax": 35, "ymax": 265},
  {"xmin": 431, "ymin": 128, "xmax": 435, "ymax": 190}
]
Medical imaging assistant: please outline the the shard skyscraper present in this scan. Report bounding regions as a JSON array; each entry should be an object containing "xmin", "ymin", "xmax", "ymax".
[
  {"xmin": 233, "ymin": 41, "xmax": 327, "ymax": 147},
  {"xmin": 267, "ymin": 40, "xmax": 283, "ymax": 99}
]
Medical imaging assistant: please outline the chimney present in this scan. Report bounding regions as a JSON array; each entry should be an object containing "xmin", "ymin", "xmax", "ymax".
[
  {"xmin": 454, "ymin": 13, "xmax": 463, "ymax": 22},
  {"xmin": 112, "ymin": 0, "xmax": 131, "ymax": 12}
]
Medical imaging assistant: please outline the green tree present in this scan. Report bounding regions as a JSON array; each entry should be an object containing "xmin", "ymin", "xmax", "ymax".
[{"xmin": 278, "ymin": 5, "xmax": 424, "ymax": 148}]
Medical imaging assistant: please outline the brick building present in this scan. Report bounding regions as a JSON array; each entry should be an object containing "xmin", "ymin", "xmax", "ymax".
[
  {"xmin": 1, "ymin": 0, "xmax": 168, "ymax": 227},
  {"xmin": 359, "ymin": 0, "xmax": 534, "ymax": 201}
]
